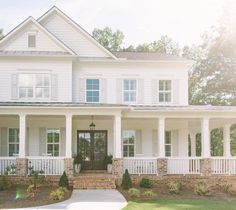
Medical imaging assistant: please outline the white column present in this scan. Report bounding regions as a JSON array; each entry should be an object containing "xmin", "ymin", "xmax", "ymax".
[
  {"xmin": 223, "ymin": 124, "xmax": 231, "ymax": 157},
  {"xmin": 113, "ymin": 114, "xmax": 122, "ymax": 158},
  {"xmin": 19, "ymin": 114, "xmax": 26, "ymax": 158},
  {"xmin": 158, "ymin": 117, "xmax": 165, "ymax": 158},
  {"xmin": 201, "ymin": 118, "xmax": 210, "ymax": 158},
  {"xmin": 66, "ymin": 114, "xmax": 73, "ymax": 158},
  {"xmin": 190, "ymin": 133, "xmax": 196, "ymax": 157}
]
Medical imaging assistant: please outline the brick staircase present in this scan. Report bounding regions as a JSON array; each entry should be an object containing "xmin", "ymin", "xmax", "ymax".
[{"xmin": 73, "ymin": 171, "xmax": 116, "ymax": 189}]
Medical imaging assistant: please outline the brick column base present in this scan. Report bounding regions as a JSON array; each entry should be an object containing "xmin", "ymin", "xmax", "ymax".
[
  {"xmin": 64, "ymin": 158, "xmax": 74, "ymax": 177},
  {"xmin": 16, "ymin": 158, "xmax": 28, "ymax": 176},
  {"xmin": 157, "ymin": 158, "xmax": 167, "ymax": 176},
  {"xmin": 112, "ymin": 158, "xmax": 123, "ymax": 176},
  {"xmin": 200, "ymin": 158, "xmax": 211, "ymax": 176}
]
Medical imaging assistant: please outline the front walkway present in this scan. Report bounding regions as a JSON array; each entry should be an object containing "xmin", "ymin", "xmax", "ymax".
[{"xmin": 7, "ymin": 190, "xmax": 127, "ymax": 210}]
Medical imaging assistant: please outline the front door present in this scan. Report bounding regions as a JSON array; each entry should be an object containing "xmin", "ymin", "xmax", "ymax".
[{"xmin": 77, "ymin": 130, "xmax": 107, "ymax": 170}]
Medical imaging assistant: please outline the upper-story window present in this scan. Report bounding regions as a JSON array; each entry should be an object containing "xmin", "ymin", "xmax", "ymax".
[
  {"xmin": 28, "ymin": 34, "xmax": 36, "ymax": 48},
  {"xmin": 123, "ymin": 79, "xmax": 136, "ymax": 103},
  {"xmin": 86, "ymin": 79, "xmax": 100, "ymax": 103},
  {"xmin": 159, "ymin": 80, "xmax": 172, "ymax": 103},
  {"xmin": 18, "ymin": 74, "xmax": 50, "ymax": 99}
]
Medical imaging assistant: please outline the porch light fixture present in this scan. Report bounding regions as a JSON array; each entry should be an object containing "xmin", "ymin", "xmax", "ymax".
[{"xmin": 89, "ymin": 115, "xmax": 96, "ymax": 130}]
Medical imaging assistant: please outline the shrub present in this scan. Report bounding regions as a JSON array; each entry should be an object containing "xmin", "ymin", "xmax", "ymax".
[
  {"xmin": 139, "ymin": 177, "xmax": 152, "ymax": 188},
  {"xmin": 59, "ymin": 171, "xmax": 69, "ymax": 189},
  {"xmin": 167, "ymin": 181, "xmax": 182, "ymax": 194},
  {"xmin": 121, "ymin": 169, "xmax": 132, "ymax": 190},
  {"xmin": 0, "ymin": 175, "xmax": 7, "ymax": 191},
  {"xmin": 194, "ymin": 181, "xmax": 210, "ymax": 196},
  {"xmin": 50, "ymin": 187, "xmax": 69, "ymax": 201},
  {"xmin": 27, "ymin": 184, "xmax": 37, "ymax": 198},
  {"xmin": 128, "ymin": 188, "xmax": 140, "ymax": 198},
  {"xmin": 143, "ymin": 190, "xmax": 156, "ymax": 197},
  {"xmin": 222, "ymin": 184, "xmax": 236, "ymax": 196}
]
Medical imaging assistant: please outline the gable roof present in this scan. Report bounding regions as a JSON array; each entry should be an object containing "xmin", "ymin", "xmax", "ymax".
[
  {"xmin": 0, "ymin": 16, "xmax": 76, "ymax": 55},
  {"xmin": 38, "ymin": 6, "xmax": 118, "ymax": 60}
]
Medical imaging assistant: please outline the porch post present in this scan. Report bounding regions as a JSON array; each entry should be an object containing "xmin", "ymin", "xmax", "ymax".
[
  {"xmin": 158, "ymin": 117, "xmax": 165, "ymax": 157},
  {"xmin": 19, "ymin": 114, "xmax": 26, "ymax": 158},
  {"xmin": 223, "ymin": 124, "xmax": 231, "ymax": 157},
  {"xmin": 113, "ymin": 114, "xmax": 122, "ymax": 158},
  {"xmin": 65, "ymin": 114, "xmax": 72, "ymax": 158},
  {"xmin": 201, "ymin": 117, "xmax": 210, "ymax": 158},
  {"xmin": 190, "ymin": 133, "xmax": 196, "ymax": 156}
]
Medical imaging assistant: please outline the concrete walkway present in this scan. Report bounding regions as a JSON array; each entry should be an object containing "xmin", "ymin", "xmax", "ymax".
[{"xmin": 7, "ymin": 190, "xmax": 127, "ymax": 210}]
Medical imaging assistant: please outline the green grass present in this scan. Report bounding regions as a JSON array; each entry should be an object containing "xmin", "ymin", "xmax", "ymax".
[{"xmin": 122, "ymin": 199, "xmax": 236, "ymax": 210}]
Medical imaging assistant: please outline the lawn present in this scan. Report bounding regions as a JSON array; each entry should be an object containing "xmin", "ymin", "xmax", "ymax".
[{"xmin": 123, "ymin": 199, "xmax": 236, "ymax": 210}]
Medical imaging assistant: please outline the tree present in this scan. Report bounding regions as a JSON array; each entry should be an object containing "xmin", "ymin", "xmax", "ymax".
[{"xmin": 92, "ymin": 27, "xmax": 124, "ymax": 51}]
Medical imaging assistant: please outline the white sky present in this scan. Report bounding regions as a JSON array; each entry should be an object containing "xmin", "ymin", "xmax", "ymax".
[{"xmin": 0, "ymin": 0, "xmax": 235, "ymax": 47}]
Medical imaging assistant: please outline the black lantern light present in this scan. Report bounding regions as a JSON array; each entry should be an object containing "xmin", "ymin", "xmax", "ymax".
[{"xmin": 89, "ymin": 115, "xmax": 96, "ymax": 130}]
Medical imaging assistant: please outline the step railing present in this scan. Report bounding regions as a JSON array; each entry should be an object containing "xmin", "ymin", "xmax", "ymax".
[
  {"xmin": 211, "ymin": 157, "xmax": 236, "ymax": 175},
  {"xmin": 167, "ymin": 157, "xmax": 201, "ymax": 175},
  {"xmin": 0, "ymin": 157, "xmax": 17, "ymax": 175},
  {"xmin": 123, "ymin": 157, "xmax": 158, "ymax": 175},
  {"xmin": 27, "ymin": 157, "xmax": 64, "ymax": 176}
]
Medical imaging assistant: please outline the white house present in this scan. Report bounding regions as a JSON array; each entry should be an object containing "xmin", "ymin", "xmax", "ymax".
[{"xmin": 0, "ymin": 6, "xmax": 236, "ymax": 180}]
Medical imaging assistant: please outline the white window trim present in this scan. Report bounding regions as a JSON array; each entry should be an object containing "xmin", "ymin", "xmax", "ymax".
[
  {"xmin": 85, "ymin": 78, "xmax": 101, "ymax": 103},
  {"xmin": 8, "ymin": 128, "xmax": 19, "ymax": 157},
  {"xmin": 17, "ymin": 73, "xmax": 51, "ymax": 100},
  {"xmin": 122, "ymin": 130, "xmax": 136, "ymax": 157},
  {"xmin": 158, "ymin": 80, "xmax": 172, "ymax": 104},
  {"xmin": 122, "ymin": 79, "xmax": 138, "ymax": 104},
  {"xmin": 46, "ymin": 128, "xmax": 60, "ymax": 157}
]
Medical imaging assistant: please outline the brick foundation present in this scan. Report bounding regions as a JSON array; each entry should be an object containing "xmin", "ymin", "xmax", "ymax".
[
  {"xmin": 16, "ymin": 158, "xmax": 28, "ymax": 176},
  {"xmin": 64, "ymin": 158, "xmax": 74, "ymax": 177},
  {"xmin": 112, "ymin": 158, "xmax": 123, "ymax": 185}
]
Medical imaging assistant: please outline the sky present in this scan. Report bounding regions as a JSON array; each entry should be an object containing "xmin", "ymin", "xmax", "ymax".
[{"xmin": 0, "ymin": 0, "xmax": 235, "ymax": 47}]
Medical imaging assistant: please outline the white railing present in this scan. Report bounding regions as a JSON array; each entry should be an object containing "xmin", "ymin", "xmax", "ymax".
[
  {"xmin": 167, "ymin": 157, "xmax": 201, "ymax": 174},
  {"xmin": 27, "ymin": 157, "xmax": 64, "ymax": 176},
  {"xmin": 211, "ymin": 157, "xmax": 236, "ymax": 175},
  {"xmin": 123, "ymin": 157, "xmax": 158, "ymax": 175},
  {"xmin": 0, "ymin": 157, "xmax": 16, "ymax": 175}
]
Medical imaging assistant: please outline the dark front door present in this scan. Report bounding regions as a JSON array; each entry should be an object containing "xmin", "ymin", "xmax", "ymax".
[{"xmin": 77, "ymin": 130, "xmax": 107, "ymax": 170}]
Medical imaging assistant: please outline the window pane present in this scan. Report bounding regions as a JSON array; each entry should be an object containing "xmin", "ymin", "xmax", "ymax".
[
  {"xmin": 159, "ymin": 81, "xmax": 164, "ymax": 91},
  {"xmin": 166, "ymin": 81, "xmax": 171, "ymax": 90},
  {"xmin": 36, "ymin": 75, "xmax": 43, "ymax": 86},
  {"xmin": 9, "ymin": 144, "xmax": 15, "ymax": 156},
  {"xmin": 28, "ymin": 35, "xmax": 36, "ymax": 48},
  {"xmin": 159, "ymin": 93, "xmax": 164, "ymax": 102},
  {"xmin": 124, "ymin": 80, "xmax": 129, "ymax": 90},
  {"xmin": 165, "ymin": 93, "xmax": 171, "ymax": 102},
  {"xmin": 36, "ymin": 88, "xmax": 43, "ymax": 98},
  {"xmin": 130, "ymin": 80, "xmax": 136, "ymax": 90},
  {"xmin": 19, "ymin": 74, "xmax": 34, "ymax": 87},
  {"xmin": 165, "ymin": 145, "xmax": 171, "ymax": 157}
]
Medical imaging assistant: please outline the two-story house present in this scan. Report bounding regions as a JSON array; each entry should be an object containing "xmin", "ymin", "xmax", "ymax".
[{"xmin": 1, "ymin": 7, "xmax": 236, "ymax": 184}]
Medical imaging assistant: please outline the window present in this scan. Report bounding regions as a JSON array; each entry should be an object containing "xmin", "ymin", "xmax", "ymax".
[
  {"xmin": 47, "ymin": 128, "xmax": 60, "ymax": 156},
  {"xmin": 9, "ymin": 128, "xmax": 19, "ymax": 156},
  {"xmin": 123, "ymin": 79, "xmax": 136, "ymax": 102},
  {"xmin": 18, "ymin": 74, "xmax": 50, "ymax": 99},
  {"xmin": 28, "ymin": 34, "xmax": 36, "ymax": 48},
  {"xmin": 86, "ymin": 79, "xmax": 100, "ymax": 102},
  {"xmin": 122, "ymin": 130, "xmax": 135, "ymax": 157},
  {"xmin": 159, "ymin": 80, "xmax": 171, "ymax": 103},
  {"xmin": 165, "ymin": 131, "xmax": 171, "ymax": 157}
]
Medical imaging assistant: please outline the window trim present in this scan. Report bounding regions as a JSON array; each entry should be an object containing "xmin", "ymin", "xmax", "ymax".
[
  {"xmin": 28, "ymin": 32, "xmax": 36, "ymax": 48},
  {"xmin": 8, "ymin": 128, "xmax": 19, "ymax": 157},
  {"xmin": 46, "ymin": 128, "xmax": 60, "ymax": 157},
  {"xmin": 85, "ymin": 78, "xmax": 100, "ymax": 103},
  {"xmin": 122, "ymin": 79, "xmax": 138, "ymax": 104},
  {"xmin": 158, "ymin": 80, "xmax": 172, "ymax": 104},
  {"xmin": 122, "ymin": 130, "xmax": 136, "ymax": 157}
]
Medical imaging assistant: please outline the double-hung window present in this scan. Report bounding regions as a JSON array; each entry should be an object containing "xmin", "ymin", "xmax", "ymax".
[
  {"xmin": 47, "ymin": 128, "xmax": 60, "ymax": 157},
  {"xmin": 18, "ymin": 74, "xmax": 50, "ymax": 99},
  {"xmin": 159, "ymin": 80, "xmax": 172, "ymax": 103},
  {"xmin": 8, "ymin": 128, "xmax": 19, "ymax": 156},
  {"xmin": 28, "ymin": 34, "xmax": 36, "ymax": 48},
  {"xmin": 122, "ymin": 130, "xmax": 135, "ymax": 157},
  {"xmin": 123, "ymin": 79, "xmax": 136, "ymax": 103},
  {"xmin": 86, "ymin": 79, "xmax": 100, "ymax": 103},
  {"xmin": 165, "ymin": 131, "xmax": 172, "ymax": 157}
]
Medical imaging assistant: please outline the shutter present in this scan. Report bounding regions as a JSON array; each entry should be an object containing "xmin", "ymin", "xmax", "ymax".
[
  {"xmin": 51, "ymin": 74, "xmax": 58, "ymax": 101},
  {"xmin": 26, "ymin": 127, "xmax": 29, "ymax": 156},
  {"xmin": 79, "ymin": 78, "xmax": 85, "ymax": 103},
  {"xmin": 60, "ymin": 127, "xmax": 66, "ymax": 156},
  {"xmin": 100, "ymin": 79, "xmax": 107, "ymax": 103},
  {"xmin": 152, "ymin": 129, "xmax": 158, "ymax": 156},
  {"xmin": 39, "ymin": 128, "xmax": 46, "ymax": 155},
  {"xmin": 152, "ymin": 79, "xmax": 158, "ymax": 104},
  {"xmin": 172, "ymin": 130, "xmax": 179, "ymax": 156},
  {"xmin": 11, "ymin": 74, "xmax": 18, "ymax": 99},
  {"xmin": 116, "ymin": 79, "xmax": 122, "ymax": 104},
  {"xmin": 172, "ymin": 80, "xmax": 179, "ymax": 104},
  {"xmin": 137, "ymin": 79, "xmax": 144, "ymax": 104},
  {"xmin": 135, "ymin": 130, "xmax": 142, "ymax": 154},
  {"xmin": 1, "ymin": 128, "xmax": 8, "ymax": 156}
]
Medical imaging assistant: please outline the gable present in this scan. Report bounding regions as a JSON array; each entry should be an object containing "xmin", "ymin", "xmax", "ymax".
[
  {"xmin": 39, "ymin": 8, "xmax": 117, "ymax": 59},
  {"xmin": 0, "ymin": 18, "xmax": 75, "ymax": 54}
]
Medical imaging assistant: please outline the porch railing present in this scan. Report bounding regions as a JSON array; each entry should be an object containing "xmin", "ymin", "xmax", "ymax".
[
  {"xmin": 167, "ymin": 157, "xmax": 201, "ymax": 174},
  {"xmin": 123, "ymin": 157, "xmax": 158, "ymax": 175},
  {"xmin": 27, "ymin": 157, "xmax": 64, "ymax": 176},
  {"xmin": 211, "ymin": 157, "xmax": 236, "ymax": 175},
  {"xmin": 0, "ymin": 157, "xmax": 17, "ymax": 175}
]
